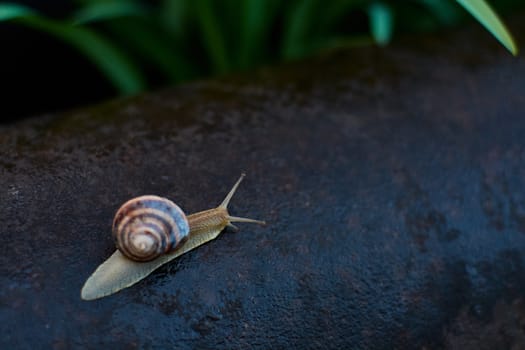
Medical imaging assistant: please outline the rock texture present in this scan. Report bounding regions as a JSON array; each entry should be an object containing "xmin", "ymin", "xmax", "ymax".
[{"xmin": 1, "ymin": 15, "xmax": 525, "ymax": 349}]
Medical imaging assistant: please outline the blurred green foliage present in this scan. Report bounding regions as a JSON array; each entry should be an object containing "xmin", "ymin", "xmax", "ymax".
[{"xmin": 0, "ymin": 0, "xmax": 521, "ymax": 95}]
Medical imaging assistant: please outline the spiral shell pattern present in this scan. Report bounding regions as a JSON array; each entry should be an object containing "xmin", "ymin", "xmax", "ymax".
[{"xmin": 112, "ymin": 195, "xmax": 190, "ymax": 261}]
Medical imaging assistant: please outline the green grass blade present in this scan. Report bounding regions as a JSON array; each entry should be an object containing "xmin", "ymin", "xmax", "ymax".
[
  {"xmin": 368, "ymin": 2, "xmax": 393, "ymax": 46},
  {"xmin": 1, "ymin": 8, "xmax": 145, "ymax": 94},
  {"xmin": 456, "ymin": 0, "xmax": 518, "ymax": 55},
  {"xmin": 72, "ymin": 1, "xmax": 147, "ymax": 25}
]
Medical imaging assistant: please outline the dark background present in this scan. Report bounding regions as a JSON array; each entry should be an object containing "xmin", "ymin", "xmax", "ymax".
[{"xmin": 2, "ymin": 0, "xmax": 524, "ymax": 124}]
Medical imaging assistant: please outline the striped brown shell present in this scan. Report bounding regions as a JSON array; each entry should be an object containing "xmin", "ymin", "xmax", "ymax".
[{"xmin": 112, "ymin": 195, "xmax": 190, "ymax": 261}]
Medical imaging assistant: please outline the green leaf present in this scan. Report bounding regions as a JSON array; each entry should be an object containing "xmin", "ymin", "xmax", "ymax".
[
  {"xmin": 160, "ymin": 0, "xmax": 189, "ymax": 39},
  {"xmin": 308, "ymin": 35, "xmax": 375, "ymax": 53},
  {"xmin": 72, "ymin": 1, "xmax": 147, "ymax": 25},
  {"xmin": 455, "ymin": 0, "xmax": 518, "ymax": 55},
  {"xmin": 0, "ymin": 3, "xmax": 34, "ymax": 20},
  {"xmin": 419, "ymin": 0, "xmax": 462, "ymax": 26},
  {"xmin": 368, "ymin": 2, "xmax": 393, "ymax": 46},
  {"xmin": 238, "ymin": 0, "xmax": 278, "ymax": 68},
  {"xmin": 282, "ymin": 0, "xmax": 320, "ymax": 59},
  {"xmin": 316, "ymin": 0, "xmax": 366, "ymax": 35},
  {"xmin": 194, "ymin": 0, "xmax": 229, "ymax": 73},
  {"xmin": 0, "ymin": 6, "xmax": 145, "ymax": 94},
  {"xmin": 107, "ymin": 19, "xmax": 197, "ymax": 82}
]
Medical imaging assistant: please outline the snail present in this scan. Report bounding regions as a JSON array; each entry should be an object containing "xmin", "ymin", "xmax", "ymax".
[{"xmin": 81, "ymin": 174, "xmax": 265, "ymax": 300}]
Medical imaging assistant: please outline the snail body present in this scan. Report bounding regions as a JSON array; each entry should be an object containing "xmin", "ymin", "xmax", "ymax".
[{"xmin": 81, "ymin": 174, "xmax": 265, "ymax": 300}]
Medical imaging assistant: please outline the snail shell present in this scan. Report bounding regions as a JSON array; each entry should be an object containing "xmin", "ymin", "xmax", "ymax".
[{"xmin": 112, "ymin": 195, "xmax": 190, "ymax": 261}]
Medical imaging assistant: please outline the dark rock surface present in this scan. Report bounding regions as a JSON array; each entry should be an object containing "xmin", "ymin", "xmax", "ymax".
[{"xmin": 2, "ymin": 15, "xmax": 525, "ymax": 349}]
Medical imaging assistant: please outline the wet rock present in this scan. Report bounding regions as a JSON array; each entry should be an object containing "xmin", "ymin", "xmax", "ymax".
[{"xmin": 2, "ymin": 14, "xmax": 525, "ymax": 349}]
